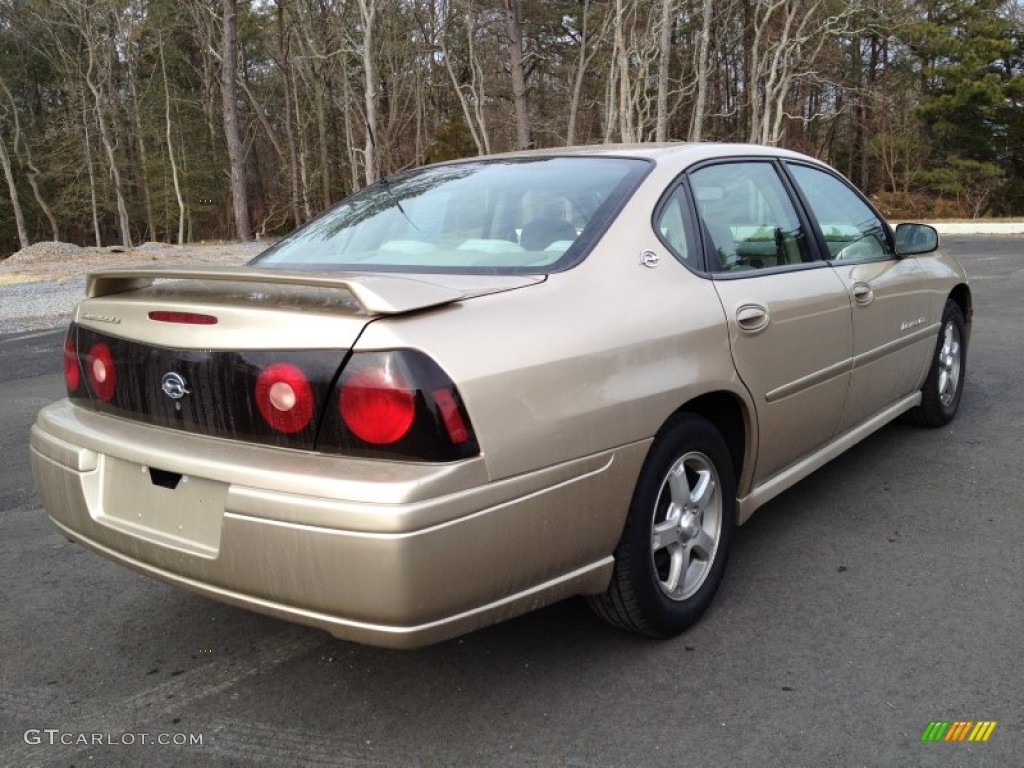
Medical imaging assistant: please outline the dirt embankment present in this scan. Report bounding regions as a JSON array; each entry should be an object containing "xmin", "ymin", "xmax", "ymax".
[{"xmin": 0, "ymin": 240, "xmax": 269, "ymax": 286}]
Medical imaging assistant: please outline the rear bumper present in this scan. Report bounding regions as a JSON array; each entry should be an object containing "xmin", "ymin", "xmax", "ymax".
[{"xmin": 31, "ymin": 401, "xmax": 647, "ymax": 648}]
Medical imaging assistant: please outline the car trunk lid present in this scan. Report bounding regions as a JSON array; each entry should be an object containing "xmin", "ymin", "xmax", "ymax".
[{"xmin": 69, "ymin": 267, "xmax": 543, "ymax": 449}]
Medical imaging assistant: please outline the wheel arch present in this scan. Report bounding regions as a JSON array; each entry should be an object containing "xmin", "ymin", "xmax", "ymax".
[
  {"xmin": 660, "ymin": 390, "xmax": 753, "ymax": 510},
  {"xmin": 949, "ymin": 283, "xmax": 972, "ymax": 338}
]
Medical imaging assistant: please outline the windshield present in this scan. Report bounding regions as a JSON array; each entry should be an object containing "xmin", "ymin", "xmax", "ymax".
[{"xmin": 251, "ymin": 156, "xmax": 650, "ymax": 274}]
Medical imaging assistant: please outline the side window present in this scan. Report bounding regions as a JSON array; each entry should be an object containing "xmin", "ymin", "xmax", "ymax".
[
  {"xmin": 689, "ymin": 162, "xmax": 812, "ymax": 273},
  {"xmin": 654, "ymin": 186, "xmax": 695, "ymax": 267},
  {"xmin": 788, "ymin": 164, "xmax": 890, "ymax": 262}
]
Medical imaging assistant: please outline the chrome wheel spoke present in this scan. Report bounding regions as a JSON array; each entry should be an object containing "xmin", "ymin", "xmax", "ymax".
[
  {"xmin": 652, "ymin": 510, "xmax": 682, "ymax": 552},
  {"xmin": 667, "ymin": 464, "xmax": 689, "ymax": 507},
  {"xmin": 663, "ymin": 544, "xmax": 686, "ymax": 593},
  {"xmin": 689, "ymin": 469, "xmax": 715, "ymax": 511},
  {"xmin": 692, "ymin": 529, "xmax": 715, "ymax": 560}
]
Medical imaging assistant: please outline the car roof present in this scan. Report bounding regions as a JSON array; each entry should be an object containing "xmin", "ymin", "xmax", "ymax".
[
  {"xmin": 422, "ymin": 143, "xmax": 833, "ymax": 178},
  {"xmin": 448, "ymin": 142, "xmax": 821, "ymax": 166}
]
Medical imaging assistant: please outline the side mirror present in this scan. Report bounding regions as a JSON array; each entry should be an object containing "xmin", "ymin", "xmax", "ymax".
[{"xmin": 894, "ymin": 223, "xmax": 939, "ymax": 256}]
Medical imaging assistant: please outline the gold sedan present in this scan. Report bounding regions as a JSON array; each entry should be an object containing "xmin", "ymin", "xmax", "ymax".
[{"xmin": 31, "ymin": 144, "xmax": 970, "ymax": 647}]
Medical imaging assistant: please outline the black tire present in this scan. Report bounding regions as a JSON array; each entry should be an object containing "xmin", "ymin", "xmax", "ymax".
[
  {"xmin": 589, "ymin": 413, "xmax": 736, "ymax": 637},
  {"xmin": 905, "ymin": 299, "xmax": 967, "ymax": 427}
]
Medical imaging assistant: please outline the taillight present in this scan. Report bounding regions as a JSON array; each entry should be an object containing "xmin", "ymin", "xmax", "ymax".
[
  {"xmin": 148, "ymin": 311, "xmax": 218, "ymax": 325},
  {"xmin": 254, "ymin": 362, "xmax": 314, "ymax": 433},
  {"xmin": 433, "ymin": 388, "xmax": 469, "ymax": 444},
  {"xmin": 318, "ymin": 350, "xmax": 479, "ymax": 462},
  {"xmin": 340, "ymin": 367, "xmax": 416, "ymax": 444},
  {"xmin": 63, "ymin": 330, "xmax": 80, "ymax": 392},
  {"xmin": 86, "ymin": 342, "xmax": 116, "ymax": 401}
]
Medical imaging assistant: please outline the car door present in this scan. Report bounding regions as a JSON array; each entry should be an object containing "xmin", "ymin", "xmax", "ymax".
[
  {"xmin": 689, "ymin": 160, "xmax": 854, "ymax": 483},
  {"xmin": 784, "ymin": 162, "xmax": 932, "ymax": 433}
]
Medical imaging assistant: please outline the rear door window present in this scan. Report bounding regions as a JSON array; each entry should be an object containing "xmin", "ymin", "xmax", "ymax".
[{"xmin": 688, "ymin": 162, "xmax": 814, "ymax": 273}]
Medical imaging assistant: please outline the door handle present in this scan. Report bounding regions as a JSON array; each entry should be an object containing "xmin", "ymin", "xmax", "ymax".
[
  {"xmin": 853, "ymin": 283, "xmax": 874, "ymax": 305},
  {"xmin": 736, "ymin": 304, "xmax": 770, "ymax": 332}
]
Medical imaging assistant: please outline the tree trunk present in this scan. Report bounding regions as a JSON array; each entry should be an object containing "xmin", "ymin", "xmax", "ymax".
[
  {"xmin": 81, "ymin": 92, "xmax": 101, "ymax": 248},
  {"xmin": 339, "ymin": 54, "xmax": 361, "ymax": 193},
  {"xmin": 603, "ymin": 29, "xmax": 619, "ymax": 144},
  {"xmin": 220, "ymin": 0, "xmax": 252, "ymax": 240},
  {"xmin": 122, "ymin": 15, "xmax": 156, "ymax": 241},
  {"xmin": 615, "ymin": 0, "xmax": 636, "ymax": 142},
  {"xmin": 160, "ymin": 37, "xmax": 186, "ymax": 245},
  {"xmin": 293, "ymin": 66, "xmax": 312, "ymax": 220},
  {"xmin": 440, "ymin": 3, "xmax": 485, "ymax": 156},
  {"xmin": 315, "ymin": 74, "xmax": 332, "ymax": 208},
  {"xmin": 567, "ymin": 0, "xmax": 592, "ymax": 146},
  {"xmin": 278, "ymin": 2, "xmax": 303, "ymax": 227},
  {"xmin": 689, "ymin": 0, "xmax": 713, "ymax": 142},
  {"xmin": 0, "ymin": 126, "xmax": 29, "ymax": 250},
  {"xmin": 85, "ymin": 40, "xmax": 132, "ymax": 248},
  {"xmin": 655, "ymin": 0, "xmax": 674, "ymax": 142},
  {"xmin": 357, "ymin": 0, "xmax": 379, "ymax": 185},
  {"xmin": 503, "ymin": 0, "xmax": 531, "ymax": 150},
  {"xmin": 0, "ymin": 75, "xmax": 58, "ymax": 240},
  {"xmin": 468, "ymin": 5, "xmax": 492, "ymax": 154}
]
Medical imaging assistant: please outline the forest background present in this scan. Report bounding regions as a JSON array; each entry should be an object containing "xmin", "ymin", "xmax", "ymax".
[{"xmin": 0, "ymin": 0, "xmax": 1021, "ymax": 258}]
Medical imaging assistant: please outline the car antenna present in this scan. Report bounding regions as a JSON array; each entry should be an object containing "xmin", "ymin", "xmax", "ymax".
[{"xmin": 380, "ymin": 176, "xmax": 419, "ymax": 232}]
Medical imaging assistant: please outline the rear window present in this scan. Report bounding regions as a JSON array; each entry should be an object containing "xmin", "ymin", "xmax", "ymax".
[{"xmin": 251, "ymin": 157, "xmax": 650, "ymax": 274}]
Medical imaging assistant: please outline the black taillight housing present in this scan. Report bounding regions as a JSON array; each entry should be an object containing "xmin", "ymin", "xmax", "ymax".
[
  {"xmin": 62, "ymin": 323, "xmax": 478, "ymax": 463},
  {"xmin": 317, "ymin": 350, "xmax": 479, "ymax": 462}
]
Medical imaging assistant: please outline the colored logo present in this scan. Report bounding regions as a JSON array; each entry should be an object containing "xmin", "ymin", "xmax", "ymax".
[{"xmin": 921, "ymin": 721, "xmax": 997, "ymax": 742}]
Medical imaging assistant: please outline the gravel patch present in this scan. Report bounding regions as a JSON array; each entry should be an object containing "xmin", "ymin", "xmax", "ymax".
[{"xmin": 0, "ymin": 241, "xmax": 270, "ymax": 335}]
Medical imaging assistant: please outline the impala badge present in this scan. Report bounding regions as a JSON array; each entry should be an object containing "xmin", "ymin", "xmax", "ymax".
[
  {"xmin": 161, "ymin": 372, "xmax": 191, "ymax": 400},
  {"xmin": 900, "ymin": 317, "xmax": 926, "ymax": 331}
]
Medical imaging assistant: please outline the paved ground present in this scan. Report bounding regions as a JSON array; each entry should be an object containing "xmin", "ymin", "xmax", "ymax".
[{"xmin": 0, "ymin": 236, "xmax": 1021, "ymax": 767}]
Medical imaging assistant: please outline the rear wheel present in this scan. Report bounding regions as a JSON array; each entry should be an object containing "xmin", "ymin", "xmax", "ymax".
[
  {"xmin": 906, "ymin": 299, "xmax": 966, "ymax": 427},
  {"xmin": 589, "ymin": 413, "xmax": 736, "ymax": 637}
]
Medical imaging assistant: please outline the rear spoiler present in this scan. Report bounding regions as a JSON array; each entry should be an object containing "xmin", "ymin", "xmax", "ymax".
[{"xmin": 86, "ymin": 266, "xmax": 506, "ymax": 316}]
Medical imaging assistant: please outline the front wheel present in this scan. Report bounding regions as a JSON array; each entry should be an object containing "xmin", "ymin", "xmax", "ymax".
[
  {"xmin": 906, "ymin": 299, "xmax": 967, "ymax": 427},
  {"xmin": 588, "ymin": 413, "xmax": 736, "ymax": 637}
]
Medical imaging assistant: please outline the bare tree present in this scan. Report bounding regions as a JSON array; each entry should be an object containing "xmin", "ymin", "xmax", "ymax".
[
  {"xmin": 746, "ymin": 0, "xmax": 863, "ymax": 146},
  {"xmin": 0, "ymin": 74, "xmax": 59, "ymax": 240},
  {"xmin": 80, "ymin": 90, "xmax": 102, "ymax": 248},
  {"xmin": 221, "ymin": 0, "xmax": 252, "ymax": 240},
  {"xmin": 118, "ymin": 4, "xmax": 156, "ymax": 240},
  {"xmin": 159, "ymin": 35, "xmax": 186, "ymax": 245},
  {"xmin": 654, "ymin": 0, "xmax": 675, "ymax": 142},
  {"xmin": 567, "ymin": 0, "xmax": 613, "ymax": 146},
  {"xmin": 688, "ymin": 0, "xmax": 716, "ymax": 142},
  {"xmin": 292, "ymin": 1, "xmax": 336, "ymax": 207},
  {"xmin": 439, "ymin": 0, "xmax": 491, "ymax": 155},
  {"xmin": 276, "ymin": 1, "xmax": 304, "ymax": 227},
  {"xmin": 356, "ymin": 0, "xmax": 380, "ymax": 185},
  {"xmin": 59, "ymin": 0, "xmax": 134, "ymax": 248},
  {"xmin": 0, "ymin": 123, "xmax": 29, "ymax": 249},
  {"xmin": 502, "ymin": 0, "xmax": 531, "ymax": 149}
]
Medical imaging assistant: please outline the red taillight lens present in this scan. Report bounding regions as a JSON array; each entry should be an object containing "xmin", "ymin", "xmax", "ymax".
[
  {"xmin": 318, "ymin": 350, "xmax": 478, "ymax": 461},
  {"xmin": 63, "ymin": 332, "xmax": 80, "ymax": 392},
  {"xmin": 148, "ymin": 311, "xmax": 218, "ymax": 325},
  {"xmin": 339, "ymin": 367, "xmax": 416, "ymax": 444},
  {"xmin": 433, "ymin": 388, "xmax": 468, "ymax": 444},
  {"xmin": 86, "ymin": 342, "xmax": 116, "ymax": 401},
  {"xmin": 254, "ymin": 362, "xmax": 314, "ymax": 433}
]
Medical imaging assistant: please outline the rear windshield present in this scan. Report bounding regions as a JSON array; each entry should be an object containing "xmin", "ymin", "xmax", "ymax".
[{"xmin": 251, "ymin": 156, "xmax": 650, "ymax": 274}]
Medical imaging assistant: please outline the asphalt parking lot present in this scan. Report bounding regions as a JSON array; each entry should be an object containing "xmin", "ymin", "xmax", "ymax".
[{"xmin": 1, "ymin": 235, "xmax": 1021, "ymax": 767}]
